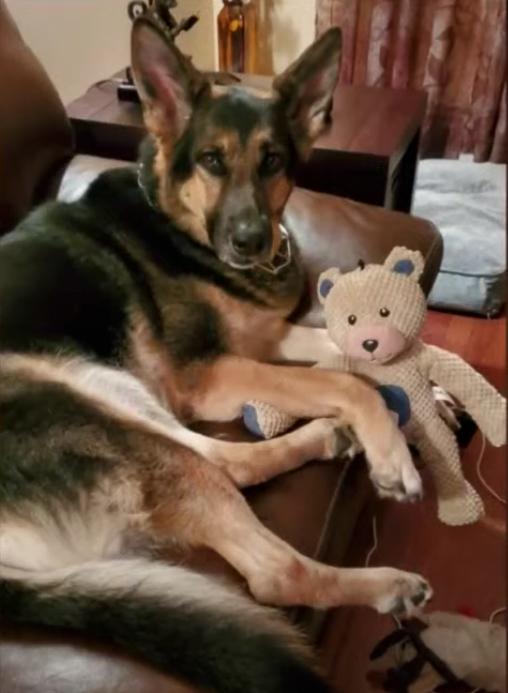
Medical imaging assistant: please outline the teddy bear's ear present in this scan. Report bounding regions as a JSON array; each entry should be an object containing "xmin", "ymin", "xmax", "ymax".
[
  {"xmin": 317, "ymin": 267, "xmax": 341, "ymax": 303},
  {"xmin": 384, "ymin": 246, "xmax": 425, "ymax": 282}
]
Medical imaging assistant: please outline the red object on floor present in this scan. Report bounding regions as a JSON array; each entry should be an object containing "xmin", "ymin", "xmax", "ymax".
[{"xmin": 456, "ymin": 605, "xmax": 477, "ymax": 618}]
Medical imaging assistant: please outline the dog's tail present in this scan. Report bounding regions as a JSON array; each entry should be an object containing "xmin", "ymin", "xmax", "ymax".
[{"xmin": 0, "ymin": 558, "xmax": 330, "ymax": 693}]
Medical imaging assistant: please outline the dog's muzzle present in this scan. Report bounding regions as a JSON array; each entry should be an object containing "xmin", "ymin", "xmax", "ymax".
[{"xmin": 227, "ymin": 224, "xmax": 292, "ymax": 275}]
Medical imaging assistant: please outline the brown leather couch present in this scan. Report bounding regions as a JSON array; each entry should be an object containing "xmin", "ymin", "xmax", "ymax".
[{"xmin": 0, "ymin": 2, "xmax": 443, "ymax": 691}]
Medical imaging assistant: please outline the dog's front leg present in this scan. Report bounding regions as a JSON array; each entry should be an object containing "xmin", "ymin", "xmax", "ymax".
[
  {"xmin": 272, "ymin": 324, "xmax": 341, "ymax": 364},
  {"xmin": 188, "ymin": 356, "xmax": 422, "ymax": 500}
]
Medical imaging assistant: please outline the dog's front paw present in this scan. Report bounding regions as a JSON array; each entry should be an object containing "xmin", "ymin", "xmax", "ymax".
[
  {"xmin": 373, "ymin": 569, "xmax": 433, "ymax": 617},
  {"xmin": 367, "ymin": 432, "xmax": 422, "ymax": 502},
  {"xmin": 317, "ymin": 419, "xmax": 361, "ymax": 460}
]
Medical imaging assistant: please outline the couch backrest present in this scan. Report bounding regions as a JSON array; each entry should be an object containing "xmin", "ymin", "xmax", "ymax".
[{"xmin": 0, "ymin": 0, "xmax": 74, "ymax": 235}]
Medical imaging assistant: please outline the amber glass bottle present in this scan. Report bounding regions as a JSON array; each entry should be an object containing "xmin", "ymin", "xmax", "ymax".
[{"xmin": 217, "ymin": 0, "xmax": 257, "ymax": 73}]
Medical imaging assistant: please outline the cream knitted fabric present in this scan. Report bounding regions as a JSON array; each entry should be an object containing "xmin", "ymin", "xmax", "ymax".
[{"xmin": 243, "ymin": 247, "xmax": 506, "ymax": 526}]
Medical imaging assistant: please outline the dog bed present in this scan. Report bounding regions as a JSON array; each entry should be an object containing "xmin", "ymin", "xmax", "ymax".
[{"xmin": 412, "ymin": 158, "xmax": 506, "ymax": 316}]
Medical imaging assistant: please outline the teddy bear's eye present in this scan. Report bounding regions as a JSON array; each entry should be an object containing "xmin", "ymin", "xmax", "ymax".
[
  {"xmin": 379, "ymin": 307, "xmax": 390, "ymax": 317},
  {"xmin": 348, "ymin": 315, "xmax": 357, "ymax": 325}
]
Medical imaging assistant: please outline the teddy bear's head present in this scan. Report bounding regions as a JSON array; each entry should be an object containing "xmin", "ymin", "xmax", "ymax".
[{"xmin": 317, "ymin": 247, "xmax": 427, "ymax": 364}]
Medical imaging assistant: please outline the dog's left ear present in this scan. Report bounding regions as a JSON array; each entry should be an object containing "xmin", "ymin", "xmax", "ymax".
[
  {"xmin": 131, "ymin": 17, "xmax": 209, "ymax": 143},
  {"xmin": 273, "ymin": 28, "xmax": 341, "ymax": 158}
]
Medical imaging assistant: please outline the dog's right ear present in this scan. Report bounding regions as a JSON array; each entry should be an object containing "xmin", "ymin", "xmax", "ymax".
[
  {"xmin": 273, "ymin": 28, "xmax": 341, "ymax": 158},
  {"xmin": 131, "ymin": 18, "xmax": 209, "ymax": 142}
]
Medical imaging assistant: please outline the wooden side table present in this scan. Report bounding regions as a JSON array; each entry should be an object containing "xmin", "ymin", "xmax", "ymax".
[{"xmin": 67, "ymin": 75, "xmax": 426, "ymax": 213}]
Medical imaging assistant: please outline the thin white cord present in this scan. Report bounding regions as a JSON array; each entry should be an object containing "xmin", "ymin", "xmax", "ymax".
[
  {"xmin": 364, "ymin": 515, "xmax": 402, "ymax": 633},
  {"xmin": 476, "ymin": 431, "xmax": 506, "ymax": 505},
  {"xmin": 489, "ymin": 606, "xmax": 506, "ymax": 624},
  {"xmin": 364, "ymin": 515, "xmax": 378, "ymax": 567}
]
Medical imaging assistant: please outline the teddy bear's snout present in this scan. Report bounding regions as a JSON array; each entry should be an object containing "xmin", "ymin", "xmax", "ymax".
[
  {"xmin": 344, "ymin": 323, "xmax": 407, "ymax": 363},
  {"xmin": 362, "ymin": 339, "xmax": 379, "ymax": 353}
]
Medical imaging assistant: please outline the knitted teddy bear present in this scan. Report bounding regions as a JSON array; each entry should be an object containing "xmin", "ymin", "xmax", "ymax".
[{"xmin": 243, "ymin": 247, "xmax": 506, "ymax": 526}]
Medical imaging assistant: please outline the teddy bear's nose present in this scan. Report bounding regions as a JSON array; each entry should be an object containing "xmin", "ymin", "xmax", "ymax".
[{"xmin": 362, "ymin": 339, "xmax": 379, "ymax": 353}]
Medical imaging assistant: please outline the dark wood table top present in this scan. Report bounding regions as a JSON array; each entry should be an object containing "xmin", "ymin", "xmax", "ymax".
[{"xmin": 67, "ymin": 73, "xmax": 426, "ymax": 167}]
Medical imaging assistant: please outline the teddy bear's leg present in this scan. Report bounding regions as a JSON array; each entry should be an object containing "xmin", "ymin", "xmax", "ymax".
[
  {"xmin": 416, "ymin": 416, "xmax": 484, "ymax": 525},
  {"xmin": 242, "ymin": 399, "xmax": 297, "ymax": 439}
]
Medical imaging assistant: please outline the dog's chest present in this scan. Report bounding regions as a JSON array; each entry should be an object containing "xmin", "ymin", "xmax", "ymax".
[{"xmin": 194, "ymin": 282, "xmax": 289, "ymax": 361}]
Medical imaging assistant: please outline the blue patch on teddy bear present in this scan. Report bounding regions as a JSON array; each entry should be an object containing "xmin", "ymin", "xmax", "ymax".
[
  {"xmin": 242, "ymin": 404, "xmax": 264, "ymax": 438},
  {"xmin": 377, "ymin": 385, "xmax": 411, "ymax": 427},
  {"xmin": 319, "ymin": 278, "xmax": 334, "ymax": 299}
]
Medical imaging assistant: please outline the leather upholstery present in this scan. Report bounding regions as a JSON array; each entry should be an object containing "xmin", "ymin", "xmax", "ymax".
[
  {"xmin": 0, "ymin": 0, "xmax": 73, "ymax": 236},
  {"xmin": 0, "ymin": 4, "xmax": 443, "ymax": 691}
]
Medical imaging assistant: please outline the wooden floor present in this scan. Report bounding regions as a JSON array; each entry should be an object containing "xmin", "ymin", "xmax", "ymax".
[{"xmin": 320, "ymin": 310, "xmax": 506, "ymax": 692}]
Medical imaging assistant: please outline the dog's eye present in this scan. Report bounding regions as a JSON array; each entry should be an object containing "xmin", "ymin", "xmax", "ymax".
[
  {"xmin": 379, "ymin": 307, "xmax": 390, "ymax": 317},
  {"xmin": 199, "ymin": 151, "xmax": 227, "ymax": 177},
  {"xmin": 260, "ymin": 151, "xmax": 284, "ymax": 176},
  {"xmin": 348, "ymin": 315, "xmax": 357, "ymax": 325}
]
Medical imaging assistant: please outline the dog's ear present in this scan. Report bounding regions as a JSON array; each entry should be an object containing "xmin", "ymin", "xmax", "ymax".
[
  {"xmin": 273, "ymin": 28, "xmax": 341, "ymax": 158},
  {"xmin": 131, "ymin": 17, "xmax": 209, "ymax": 143}
]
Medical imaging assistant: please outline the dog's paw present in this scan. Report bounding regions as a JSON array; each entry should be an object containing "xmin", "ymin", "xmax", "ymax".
[
  {"xmin": 373, "ymin": 570, "xmax": 433, "ymax": 617},
  {"xmin": 368, "ymin": 437, "xmax": 422, "ymax": 502},
  {"xmin": 315, "ymin": 419, "xmax": 361, "ymax": 460}
]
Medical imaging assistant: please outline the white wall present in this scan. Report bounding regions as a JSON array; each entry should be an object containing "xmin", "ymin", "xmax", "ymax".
[
  {"xmin": 6, "ymin": 0, "xmax": 316, "ymax": 105},
  {"xmin": 5, "ymin": 0, "xmax": 130, "ymax": 105}
]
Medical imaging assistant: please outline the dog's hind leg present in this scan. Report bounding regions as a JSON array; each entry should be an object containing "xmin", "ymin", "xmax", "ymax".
[{"xmin": 145, "ymin": 444, "xmax": 432, "ymax": 616}]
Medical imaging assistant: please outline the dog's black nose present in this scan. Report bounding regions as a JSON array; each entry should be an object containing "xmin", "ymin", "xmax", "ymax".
[
  {"xmin": 231, "ymin": 218, "xmax": 269, "ymax": 257},
  {"xmin": 362, "ymin": 339, "xmax": 379, "ymax": 353}
]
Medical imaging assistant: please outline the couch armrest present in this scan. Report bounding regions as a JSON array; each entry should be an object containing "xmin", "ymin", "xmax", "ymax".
[
  {"xmin": 0, "ymin": 0, "xmax": 74, "ymax": 235},
  {"xmin": 285, "ymin": 187, "xmax": 443, "ymax": 326}
]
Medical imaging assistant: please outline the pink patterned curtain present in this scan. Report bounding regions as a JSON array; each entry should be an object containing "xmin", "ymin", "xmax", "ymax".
[{"xmin": 316, "ymin": 0, "xmax": 506, "ymax": 162}]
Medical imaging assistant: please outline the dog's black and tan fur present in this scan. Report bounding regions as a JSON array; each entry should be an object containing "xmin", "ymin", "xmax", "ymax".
[{"xmin": 0, "ymin": 19, "xmax": 431, "ymax": 692}]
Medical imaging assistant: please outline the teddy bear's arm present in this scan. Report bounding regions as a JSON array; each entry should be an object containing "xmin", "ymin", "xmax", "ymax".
[
  {"xmin": 422, "ymin": 344, "xmax": 506, "ymax": 447},
  {"xmin": 243, "ymin": 356, "xmax": 355, "ymax": 439}
]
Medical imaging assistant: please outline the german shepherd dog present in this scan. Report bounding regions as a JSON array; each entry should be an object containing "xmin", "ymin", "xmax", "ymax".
[{"xmin": 0, "ymin": 18, "xmax": 432, "ymax": 692}]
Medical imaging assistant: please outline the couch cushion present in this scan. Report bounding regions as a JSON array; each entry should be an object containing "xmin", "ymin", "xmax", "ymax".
[{"xmin": 57, "ymin": 154, "xmax": 130, "ymax": 203}]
